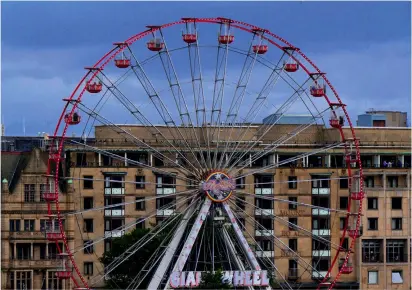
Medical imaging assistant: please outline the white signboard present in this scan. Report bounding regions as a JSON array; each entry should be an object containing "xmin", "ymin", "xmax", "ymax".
[{"xmin": 169, "ymin": 270, "xmax": 270, "ymax": 288}]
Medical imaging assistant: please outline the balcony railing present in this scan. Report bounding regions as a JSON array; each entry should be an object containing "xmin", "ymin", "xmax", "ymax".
[
  {"xmin": 362, "ymin": 254, "xmax": 383, "ymax": 263},
  {"xmin": 312, "ymin": 271, "xmax": 328, "ymax": 279},
  {"xmin": 104, "ymin": 188, "xmax": 125, "ymax": 195},
  {"xmin": 156, "ymin": 188, "xmax": 176, "ymax": 195},
  {"xmin": 312, "ymin": 209, "xmax": 330, "ymax": 216},
  {"xmin": 156, "ymin": 209, "xmax": 175, "ymax": 217},
  {"xmin": 255, "ymin": 188, "xmax": 273, "ymax": 195},
  {"xmin": 104, "ymin": 230, "xmax": 124, "ymax": 238},
  {"xmin": 255, "ymin": 229, "xmax": 274, "ymax": 237},
  {"xmin": 255, "ymin": 209, "xmax": 274, "ymax": 216},
  {"xmin": 312, "ymin": 250, "xmax": 331, "ymax": 257},
  {"xmin": 288, "ymin": 268, "xmax": 299, "ymax": 279},
  {"xmin": 312, "ymin": 229, "xmax": 330, "ymax": 236},
  {"xmin": 387, "ymin": 254, "xmax": 408, "ymax": 263},
  {"xmin": 256, "ymin": 251, "xmax": 274, "ymax": 258},
  {"xmin": 104, "ymin": 209, "xmax": 125, "ymax": 216},
  {"xmin": 312, "ymin": 188, "xmax": 330, "ymax": 195}
]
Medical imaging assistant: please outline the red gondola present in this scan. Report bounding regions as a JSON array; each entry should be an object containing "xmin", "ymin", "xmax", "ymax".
[
  {"xmin": 64, "ymin": 112, "xmax": 81, "ymax": 125},
  {"xmin": 252, "ymin": 45, "xmax": 268, "ymax": 54},
  {"xmin": 86, "ymin": 82, "xmax": 103, "ymax": 94},
  {"xmin": 115, "ymin": 59, "xmax": 131, "ymax": 69},
  {"xmin": 46, "ymin": 232, "xmax": 64, "ymax": 241},
  {"xmin": 351, "ymin": 191, "xmax": 365, "ymax": 200},
  {"xmin": 310, "ymin": 85, "xmax": 325, "ymax": 97},
  {"xmin": 218, "ymin": 35, "xmax": 234, "ymax": 44},
  {"xmin": 183, "ymin": 34, "xmax": 197, "ymax": 44},
  {"xmin": 42, "ymin": 192, "xmax": 58, "ymax": 202},
  {"xmin": 284, "ymin": 63, "xmax": 299, "ymax": 72},
  {"xmin": 147, "ymin": 39, "xmax": 164, "ymax": 52},
  {"xmin": 55, "ymin": 271, "xmax": 72, "ymax": 279}
]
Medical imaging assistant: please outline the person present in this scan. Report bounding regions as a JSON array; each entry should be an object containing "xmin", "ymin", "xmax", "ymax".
[
  {"xmin": 383, "ymin": 160, "xmax": 387, "ymax": 167},
  {"xmin": 397, "ymin": 160, "xmax": 402, "ymax": 168}
]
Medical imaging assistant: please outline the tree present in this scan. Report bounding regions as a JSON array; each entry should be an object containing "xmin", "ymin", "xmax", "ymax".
[
  {"xmin": 100, "ymin": 227, "xmax": 167, "ymax": 289},
  {"xmin": 197, "ymin": 269, "xmax": 232, "ymax": 289}
]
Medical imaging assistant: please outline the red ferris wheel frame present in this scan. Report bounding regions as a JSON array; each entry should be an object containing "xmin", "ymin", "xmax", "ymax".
[{"xmin": 47, "ymin": 17, "xmax": 364, "ymax": 290}]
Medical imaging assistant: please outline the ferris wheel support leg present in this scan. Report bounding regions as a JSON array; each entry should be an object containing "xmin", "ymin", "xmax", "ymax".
[
  {"xmin": 221, "ymin": 226, "xmax": 255, "ymax": 290},
  {"xmin": 162, "ymin": 198, "xmax": 213, "ymax": 290},
  {"xmin": 146, "ymin": 200, "xmax": 206, "ymax": 290}
]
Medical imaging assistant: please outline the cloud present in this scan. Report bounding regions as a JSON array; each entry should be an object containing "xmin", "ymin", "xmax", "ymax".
[{"xmin": 1, "ymin": 38, "xmax": 410, "ymax": 136}]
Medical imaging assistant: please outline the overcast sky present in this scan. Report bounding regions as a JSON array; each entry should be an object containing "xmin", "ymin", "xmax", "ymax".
[{"xmin": 1, "ymin": 1, "xmax": 411, "ymax": 136}]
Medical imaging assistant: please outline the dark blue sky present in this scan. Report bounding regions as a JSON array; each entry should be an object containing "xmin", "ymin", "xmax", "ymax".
[{"xmin": 2, "ymin": 1, "xmax": 411, "ymax": 135}]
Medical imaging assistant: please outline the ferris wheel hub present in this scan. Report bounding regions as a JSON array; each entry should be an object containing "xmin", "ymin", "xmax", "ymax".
[{"xmin": 202, "ymin": 171, "xmax": 235, "ymax": 203}]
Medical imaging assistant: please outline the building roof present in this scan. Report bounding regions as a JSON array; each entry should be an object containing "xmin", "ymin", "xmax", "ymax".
[{"xmin": 1, "ymin": 152, "xmax": 30, "ymax": 192}]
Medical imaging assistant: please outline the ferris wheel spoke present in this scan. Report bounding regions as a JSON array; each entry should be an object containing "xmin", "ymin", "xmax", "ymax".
[
  {"xmin": 184, "ymin": 20, "xmax": 210, "ymax": 172},
  {"xmin": 237, "ymin": 190, "xmax": 351, "ymax": 216},
  {"xmin": 70, "ymin": 194, "xmax": 196, "ymax": 254},
  {"xmin": 234, "ymin": 141, "xmax": 343, "ymax": 180},
  {"xmin": 227, "ymin": 204, "xmax": 293, "ymax": 290},
  {"xmin": 216, "ymin": 31, "xmax": 263, "ymax": 170},
  {"xmin": 89, "ymin": 195, "xmax": 200, "ymax": 286},
  {"xmin": 74, "ymin": 87, "xmax": 202, "ymax": 179},
  {"xmin": 155, "ymin": 27, "xmax": 207, "ymax": 174},
  {"xmin": 121, "ymin": 43, "xmax": 205, "ymax": 177},
  {"xmin": 69, "ymin": 139, "xmax": 197, "ymax": 184},
  {"xmin": 232, "ymin": 196, "xmax": 344, "ymax": 252},
  {"xmin": 228, "ymin": 107, "xmax": 330, "ymax": 176},
  {"xmin": 229, "ymin": 200, "xmax": 327, "ymax": 285},
  {"xmin": 225, "ymin": 75, "xmax": 313, "ymax": 172},
  {"xmin": 220, "ymin": 54, "xmax": 294, "ymax": 171},
  {"xmin": 208, "ymin": 20, "xmax": 232, "ymax": 169}
]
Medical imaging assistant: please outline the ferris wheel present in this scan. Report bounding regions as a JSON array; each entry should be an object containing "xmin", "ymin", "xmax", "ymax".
[{"xmin": 44, "ymin": 17, "xmax": 364, "ymax": 290}]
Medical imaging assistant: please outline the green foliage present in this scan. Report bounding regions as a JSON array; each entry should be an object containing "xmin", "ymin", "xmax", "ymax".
[
  {"xmin": 100, "ymin": 227, "xmax": 165, "ymax": 289},
  {"xmin": 198, "ymin": 269, "xmax": 232, "ymax": 289}
]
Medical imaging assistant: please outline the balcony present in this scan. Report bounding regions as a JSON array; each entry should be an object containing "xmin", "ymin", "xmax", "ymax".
[
  {"xmin": 255, "ymin": 209, "xmax": 274, "ymax": 216},
  {"xmin": 104, "ymin": 188, "xmax": 125, "ymax": 195},
  {"xmin": 312, "ymin": 250, "xmax": 331, "ymax": 257},
  {"xmin": 9, "ymin": 231, "xmax": 50, "ymax": 240},
  {"xmin": 256, "ymin": 251, "xmax": 274, "ymax": 258},
  {"xmin": 11, "ymin": 257, "xmax": 62, "ymax": 269},
  {"xmin": 255, "ymin": 229, "xmax": 274, "ymax": 237},
  {"xmin": 156, "ymin": 209, "xmax": 175, "ymax": 217},
  {"xmin": 312, "ymin": 229, "xmax": 330, "ymax": 236},
  {"xmin": 156, "ymin": 188, "xmax": 176, "ymax": 195},
  {"xmin": 255, "ymin": 188, "xmax": 273, "ymax": 195},
  {"xmin": 288, "ymin": 269, "xmax": 299, "ymax": 280},
  {"xmin": 104, "ymin": 209, "xmax": 125, "ymax": 217},
  {"xmin": 104, "ymin": 230, "xmax": 124, "ymax": 238},
  {"xmin": 312, "ymin": 188, "xmax": 330, "ymax": 195},
  {"xmin": 312, "ymin": 209, "xmax": 330, "ymax": 216},
  {"xmin": 312, "ymin": 271, "xmax": 328, "ymax": 278}
]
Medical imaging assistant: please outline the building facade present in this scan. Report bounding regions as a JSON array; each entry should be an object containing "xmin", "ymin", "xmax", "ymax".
[
  {"xmin": 1, "ymin": 125, "xmax": 411, "ymax": 289},
  {"xmin": 357, "ymin": 110, "xmax": 408, "ymax": 128}
]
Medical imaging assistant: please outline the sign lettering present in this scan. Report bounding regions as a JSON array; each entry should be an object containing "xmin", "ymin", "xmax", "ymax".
[{"xmin": 170, "ymin": 271, "xmax": 270, "ymax": 288}]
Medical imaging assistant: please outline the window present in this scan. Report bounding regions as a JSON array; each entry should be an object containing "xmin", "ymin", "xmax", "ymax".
[
  {"xmin": 83, "ymin": 197, "xmax": 93, "ymax": 210},
  {"xmin": 391, "ymin": 270, "xmax": 403, "ymax": 284},
  {"xmin": 312, "ymin": 176, "xmax": 330, "ymax": 188},
  {"xmin": 40, "ymin": 184, "xmax": 49, "ymax": 202},
  {"xmin": 288, "ymin": 197, "xmax": 297, "ymax": 210},
  {"xmin": 362, "ymin": 239, "xmax": 382, "ymax": 263},
  {"xmin": 312, "ymin": 259, "xmax": 330, "ymax": 272},
  {"xmin": 84, "ymin": 262, "xmax": 94, "ymax": 276},
  {"xmin": 339, "ymin": 178, "xmax": 348, "ymax": 189},
  {"xmin": 84, "ymin": 240, "xmax": 94, "ymax": 254},
  {"xmin": 339, "ymin": 218, "xmax": 346, "ymax": 230},
  {"xmin": 15, "ymin": 271, "xmax": 32, "ymax": 290},
  {"xmin": 289, "ymin": 239, "xmax": 298, "ymax": 251},
  {"xmin": 288, "ymin": 176, "xmax": 297, "ymax": 189},
  {"xmin": 83, "ymin": 176, "xmax": 93, "ymax": 189},
  {"xmin": 386, "ymin": 240, "xmax": 407, "ymax": 262},
  {"xmin": 257, "ymin": 239, "xmax": 273, "ymax": 251},
  {"xmin": 76, "ymin": 153, "xmax": 87, "ymax": 166},
  {"xmin": 136, "ymin": 197, "xmax": 145, "ymax": 211},
  {"xmin": 10, "ymin": 220, "xmax": 21, "ymax": 232},
  {"xmin": 136, "ymin": 176, "xmax": 145, "ymax": 189},
  {"xmin": 84, "ymin": 219, "xmax": 93, "ymax": 233},
  {"xmin": 312, "ymin": 237, "xmax": 331, "ymax": 251},
  {"xmin": 368, "ymin": 218, "xmax": 378, "ymax": 230},
  {"xmin": 24, "ymin": 184, "xmax": 35, "ymax": 202},
  {"xmin": 236, "ymin": 197, "xmax": 246, "ymax": 210},
  {"xmin": 392, "ymin": 197, "xmax": 402, "ymax": 210},
  {"xmin": 368, "ymin": 271, "xmax": 378, "ymax": 284},
  {"xmin": 387, "ymin": 176, "xmax": 398, "ymax": 188},
  {"xmin": 238, "ymin": 218, "xmax": 246, "ymax": 231},
  {"xmin": 339, "ymin": 196, "xmax": 348, "ymax": 209},
  {"xmin": 289, "ymin": 218, "xmax": 298, "ymax": 230},
  {"xmin": 364, "ymin": 176, "xmax": 375, "ymax": 188},
  {"xmin": 392, "ymin": 218, "xmax": 402, "ymax": 230},
  {"xmin": 342, "ymin": 238, "xmax": 349, "ymax": 251},
  {"xmin": 236, "ymin": 177, "xmax": 245, "ymax": 189},
  {"xmin": 136, "ymin": 219, "xmax": 145, "ymax": 230},
  {"xmin": 48, "ymin": 271, "xmax": 62, "ymax": 289},
  {"xmin": 23, "ymin": 220, "xmax": 35, "ymax": 232},
  {"xmin": 368, "ymin": 197, "xmax": 378, "ymax": 210}
]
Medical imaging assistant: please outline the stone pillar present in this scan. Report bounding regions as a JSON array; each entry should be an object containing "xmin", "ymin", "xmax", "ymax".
[
  {"xmin": 249, "ymin": 154, "xmax": 252, "ymax": 167},
  {"xmin": 124, "ymin": 152, "xmax": 128, "ymax": 166},
  {"xmin": 98, "ymin": 153, "xmax": 102, "ymax": 167},
  {"xmin": 276, "ymin": 154, "xmax": 279, "ymax": 167},
  {"xmin": 31, "ymin": 243, "xmax": 33, "ymax": 259},
  {"xmin": 150, "ymin": 154, "xmax": 153, "ymax": 167}
]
